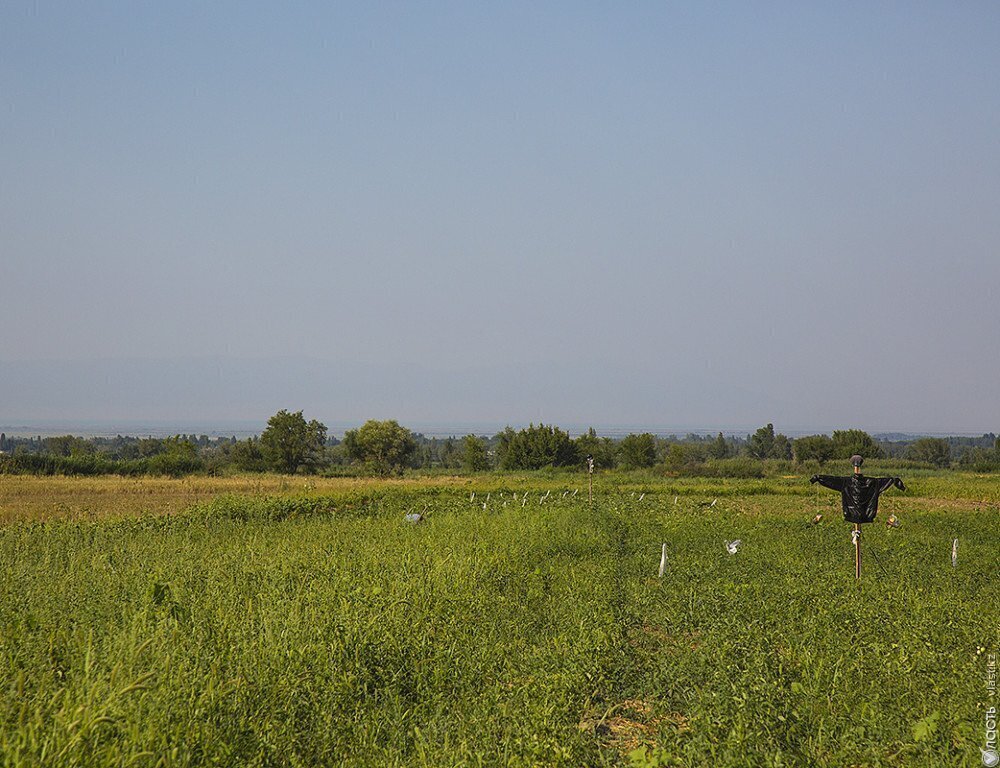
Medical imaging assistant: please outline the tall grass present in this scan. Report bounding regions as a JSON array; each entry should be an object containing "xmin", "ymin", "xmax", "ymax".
[
  {"xmin": 0, "ymin": 481, "xmax": 995, "ymax": 766},
  {"xmin": 0, "ymin": 453, "xmax": 202, "ymax": 478}
]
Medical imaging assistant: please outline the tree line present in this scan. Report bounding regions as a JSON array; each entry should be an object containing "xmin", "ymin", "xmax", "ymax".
[{"xmin": 2, "ymin": 413, "xmax": 999, "ymax": 477}]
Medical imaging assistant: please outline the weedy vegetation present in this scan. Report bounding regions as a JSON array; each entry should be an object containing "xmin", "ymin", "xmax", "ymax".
[{"xmin": 0, "ymin": 472, "xmax": 995, "ymax": 766}]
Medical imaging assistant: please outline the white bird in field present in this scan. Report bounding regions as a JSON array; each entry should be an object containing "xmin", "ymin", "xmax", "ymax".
[
  {"xmin": 725, "ymin": 539, "xmax": 742, "ymax": 555},
  {"xmin": 404, "ymin": 513, "xmax": 424, "ymax": 524}
]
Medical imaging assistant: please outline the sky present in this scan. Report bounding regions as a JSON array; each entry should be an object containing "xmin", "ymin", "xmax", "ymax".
[{"xmin": 2, "ymin": 2, "xmax": 999, "ymax": 435}]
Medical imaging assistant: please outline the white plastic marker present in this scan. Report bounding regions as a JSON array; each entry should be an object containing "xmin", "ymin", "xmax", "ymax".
[
  {"xmin": 638, "ymin": 493, "xmax": 645, "ymax": 501},
  {"xmin": 952, "ymin": 538, "xmax": 958, "ymax": 568},
  {"xmin": 522, "ymin": 498, "xmax": 527, "ymax": 508},
  {"xmin": 573, "ymin": 489, "xmax": 579, "ymax": 496},
  {"xmin": 674, "ymin": 496, "xmax": 678, "ymax": 505},
  {"xmin": 658, "ymin": 544, "xmax": 668, "ymax": 577},
  {"xmin": 725, "ymin": 539, "xmax": 741, "ymax": 555},
  {"xmin": 471, "ymin": 492, "xmax": 475, "ymax": 502}
]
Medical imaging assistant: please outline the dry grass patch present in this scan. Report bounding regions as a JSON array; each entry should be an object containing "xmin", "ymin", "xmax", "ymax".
[
  {"xmin": 580, "ymin": 699, "xmax": 690, "ymax": 756},
  {"xmin": 0, "ymin": 474, "xmax": 474, "ymax": 523}
]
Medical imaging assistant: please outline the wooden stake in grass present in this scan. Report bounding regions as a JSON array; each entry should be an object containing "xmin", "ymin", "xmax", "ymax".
[
  {"xmin": 853, "ymin": 524, "xmax": 861, "ymax": 580},
  {"xmin": 586, "ymin": 455, "xmax": 594, "ymax": 505}
]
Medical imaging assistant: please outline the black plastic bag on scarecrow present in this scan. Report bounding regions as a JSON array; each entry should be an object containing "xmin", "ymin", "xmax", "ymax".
[{"xmin": 810, "ymin": 455, "xmax": 905, "ymax": 524}]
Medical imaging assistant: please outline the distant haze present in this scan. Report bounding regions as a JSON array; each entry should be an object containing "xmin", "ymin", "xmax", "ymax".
[{"xmin": 2, "ymin": 4, "xmax": 998, "ymax": 434}]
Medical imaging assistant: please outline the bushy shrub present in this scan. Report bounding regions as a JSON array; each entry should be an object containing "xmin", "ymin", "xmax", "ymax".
[{"xmin": 495, "ymin": 424, "xmax": 578, "ymax": 470}]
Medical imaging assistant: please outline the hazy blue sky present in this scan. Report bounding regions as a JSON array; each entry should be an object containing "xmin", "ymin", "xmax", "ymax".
[{"xmin": 2, "ymin": 2, "xmax": 998, "ymax": 434}]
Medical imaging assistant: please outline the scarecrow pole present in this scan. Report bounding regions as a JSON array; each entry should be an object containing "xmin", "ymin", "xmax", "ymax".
[
  {"xmin": 854, "ymin": 524, "xmax": 861, "ymax": 579},
  {"xmin": 852, "ymin": 461, "xmax": 862, "ymax": 580},
  {"xmin": 586, "ymin": 454, "xmax": 594, "ymax": 505}
]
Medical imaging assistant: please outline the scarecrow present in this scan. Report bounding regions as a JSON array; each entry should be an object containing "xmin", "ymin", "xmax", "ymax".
[{"xmin": 810, "ymin": 455, "xmax": 905, "ymax": 578}]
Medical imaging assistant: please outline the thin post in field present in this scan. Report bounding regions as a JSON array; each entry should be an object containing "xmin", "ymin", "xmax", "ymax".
[
  {"xmin": 952, "ymin": 538, "xmax": 958, "ymax": 568},
  {"xmin": 853, "ymin": 524, "xmax": 861, "ymax": 580},
  {"xmin": 658, "ymin": 543, "xmax": 668, "ymax": 578},
  {"xmin": 586, "ymin": 454, "xmax": 594, "ymax": 505}
]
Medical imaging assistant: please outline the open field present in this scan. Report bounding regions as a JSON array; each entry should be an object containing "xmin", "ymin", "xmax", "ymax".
[
  {"xmin": 0, "ymin": 472, "xmax": 996, "ymax": 766},
  {"xmin": 0, "ymin": 475, "xmax": 482, "ymax": 525},
  {"xmin": 3, "ymin": 467, "xmax": 999, "ymax": 524}
]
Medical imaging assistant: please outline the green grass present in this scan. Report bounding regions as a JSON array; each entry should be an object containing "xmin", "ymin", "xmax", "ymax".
[{"xmin": 0, "ymin": 478, "xmax": 996, "ymax": 766}]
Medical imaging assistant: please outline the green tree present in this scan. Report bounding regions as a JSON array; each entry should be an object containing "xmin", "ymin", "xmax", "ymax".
[
  {"xmin": 440, "ymin": 437, "xmax": 460, "ymax": 469},
  {"xmin": 618, "ymin": 433, "xmax": 657, "ymax": 470},
  {"xmin": 905, "ymin": 437, "xmax": 951, "ymax": 467},
  {"xmin": 232, "ymin": 437, "xmax": 268, "ymax": 472},
  {"xmin": 495, "ymin": 424, "xmax": 578, "ymax": 470},
  {"xmin": 793, "ymin": 434, "xmax": 835, "ymax": 464},
  {"xmin": 573, "ymin": 428, "xmax": 616, "ymax": 469},
  {"xmin": 42, "ymin": 435, "xmax": 95, "ymax": 457},
  {"xmin": 708, "ymin": 432, "xmax": 730, "ymax": 459},
  {"xmin": 747, "ymin": 423, "xmax": 793, "ymax": 459},
  {"xmin": 662, "ymin": 442, "xmax": 707, "ymax": 470},
  {"xmin": 831, "ymin": 429, "xmax": 882, "ymax": 460},
  {"xmin": 747, "ymin": 424, "xmax": 776, "ymax": 459},
  {"xmin": 137, "ymin": 438, "xmax": 166, "ymax": 458},
  {"xmin": 772, "ymin": 434, "xmax": 792, "ymax": 460},
  {"xmin": 260, "ymin": 410, "xmax": 328, "ymax": 474},
  {"xmin": 461, "ymin": 435, "xmax": 490, "ymax": 472},
  {"xmin": 144, "ymin": 437, "xmax": 203, "ymax": 476},
  {"xmin": 343, "ymin": 419, "xmax": 417, "ymax": 475},
  {"xmin": 958, "ymin": 446, "xmax": 1000, "ymax": 471}
]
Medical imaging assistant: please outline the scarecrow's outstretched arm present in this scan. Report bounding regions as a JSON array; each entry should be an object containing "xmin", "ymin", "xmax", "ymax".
[
  {"xmin": 872, "ymin": 476, "xmax": 906, "ymax": 493},
  {"xmin": 810, "ymin": 474, "xmax": 847, "ymax": 491}
]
